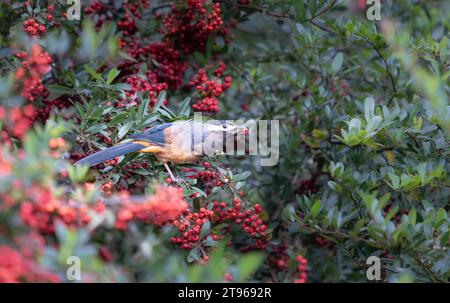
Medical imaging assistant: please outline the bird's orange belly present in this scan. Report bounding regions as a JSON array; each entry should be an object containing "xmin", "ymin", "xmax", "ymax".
[
  {"xmin": 135, "ymin": 141, "xmax": 200, "ymax": 164},
  {"xmin": 154, "ymin": 149, "xmax": 200, "ymax": 164}
]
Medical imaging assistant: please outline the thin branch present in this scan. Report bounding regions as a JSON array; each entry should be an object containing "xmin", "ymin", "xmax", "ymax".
[
  {"xmin": 367, "ymin": 40, "xmax": 398, "ymax": 100},
  {"xmin": 308, "ymin": 0, "xmax": 338, "ymax": 21}
]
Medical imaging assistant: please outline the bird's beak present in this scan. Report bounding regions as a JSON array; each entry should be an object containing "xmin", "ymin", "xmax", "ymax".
[{"xmin": 230, "ymin": 125, "xmax": 248, "ymax": 135}]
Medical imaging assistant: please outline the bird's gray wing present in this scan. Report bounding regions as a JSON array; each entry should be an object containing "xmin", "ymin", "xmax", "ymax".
[{"xmin": 127, "ymin": 122, "xmax": 173, "ymax": 146}]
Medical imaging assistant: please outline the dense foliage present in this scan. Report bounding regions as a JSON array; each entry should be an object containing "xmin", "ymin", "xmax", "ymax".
[{"xmin": 0, "ymin": 0, "xmax": 448, "ymax": 283}]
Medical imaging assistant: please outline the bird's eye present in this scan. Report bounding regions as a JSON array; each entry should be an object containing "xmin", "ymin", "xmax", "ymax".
[{"xmin": 222, "ymin": 124, "xmax": 228, "ymax": 129}]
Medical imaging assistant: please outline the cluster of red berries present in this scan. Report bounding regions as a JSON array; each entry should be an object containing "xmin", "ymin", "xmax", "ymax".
[
  {"xmin": 22, "ymin": 5, "xmax": 54, "ymax": 37},
  {"xmin": 214, "ymin": 61, "xmax": 227, "ymax": 77},
  {"xmin": 118, "ymin": 39, "xmax": 145, "ymax": 62},
  {"xmin": 267, "ymin": 244, "xmax": 308, "ymax": 283},
  {"xmin": 293, "ymin": 255, "xmax": 308, "ymax": 283},
  {"xmin": 84, "ymin": 1, "xmax": 111, "ymax": 28},
  {"xmin": 124, "ymin": 0, "xmax": 150, "ymax": 17},
  {"xmin": 114, "ymin": 40, "xmax": 185, "ymax": 110},
  {"xmin": 117, "ymin": 12, "xmax": 137, "ymax": 36},
  {"xmin": 189, "ymin": 66, "xmax": 231, "ymax": 96},
  {"xmin": 267, "ymin": 243, "xmax": 289, "ymax": 270},
  {"xmin": 189, "ymin": 65, "xmax": 232, "ymax": 112},
  {"xmin": 14, "ymin": 44, "xmax": 52, "ymax": 101},
  {"xmin": 169, "ymin": 162, "xmax": 268, "ymax": 252},
  {"xmin": 170, "ymin": 198, "xmax": 267, "ymax": 252},
  {"xmin": 19, "ymin": 186, "xmax": 95, "ymax": 234},
  {"xmin": 124, "ymin": 161, "xmax": 148, "ymax": 170},
  {"xmin": 170, "ymin": 206, "xmax": 217, "ymax": 250},
  {"xmin": 0, "ymin": 105, "xmax": 36, "ymax": 139},
  {"xmin": 119, "ymin": 73, "xmax": 168, "ymax": 108},
  {"xmin": 18, "ymin": 182, "xmax": 187, "ymax": 233},
  {"xmin": 84, "ymin": 1, "xmax": 106, "ymax": 14},
  {"xmin": 84, "ymin": 1, "xmax": 109, "ymax": 28},
  {"xmin": 85, "ymin": 0, "xmax": 148, "ymax": 34},
  {"xmin": 100, "ymin": 180, "xmax": 114, "ymax": 196},
  {"xmin": 114, "ymin": 186, "xmax": 187, "ymax": 229},
  {"xmin": 183, "ymin": 162, "xmax": 222, "ymax": 194},
  {"xmin": 23, "ymin": 18, "xmax": 45, "ymax": 36},
  {"xmin": 160, "ymin": 1, "xmax": 232, "ymax": 112},
  {"xmin": 162, "ymin": 1, "xmax": 225, "ymax": 54},
  {"xmin": 117, "ymin": 39, "xmax": 188, "ymax": 92},
  {"xmin": 0, "ymin": 244, "xmax": 59, "ymax": 283},
  {"xmin": 35, "ymin": 95, "xmax": 74, "ymax": 123},
  {"xmin": 212, "ymin": 199, "xmax": 267, "ymax": 249},
  {"xmin": 146, "ymin": 43, "xmax": 189, "ymax": 90},
  {"xmin": 192, "ymin": 97, "xmax": 218, "ymax": 113},
  {"xmin": 84, "ymin": 1, "xmax": 231, "ymax": 116}
]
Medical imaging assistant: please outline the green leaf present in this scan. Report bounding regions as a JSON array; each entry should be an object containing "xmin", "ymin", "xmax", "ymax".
[
  {"xmin": 294, "ymin": 1, "xmax": 306, "ymax": 24},
  {"xmin": 192, "ymin": 186, "xmax": 208, "ymax": 198},
  {"xmin": 408, "ymin": 209, "xmax": 417, "ymax": 226},
  {"xmin": 434, "ymin": 208, "xmax": 447, "ymax": 228},
  {"xmin": 47, "ymin": 84, "xmax": 72, "ymax": 100},
  {"xmin": 364, "ymin": 97, "xmax": 376, "ymax": 121},
  {"xmin": 336, "ymin": 212, "xmax": 343, "ymax": 228},
  {"xmin": 310, "ymin": 200, "xmax": 321, "ymax": 218},
  {"xmin": 106, "ymin": 68, "xmax": 120, "ymax": 85},
  {"xmin": 388, "ymin": 173, "xmax": 400, "ymax": 190},
  {"xmin": 384, "ymin": 205, "xmax": 398, "ymax": 223},
  {"xmin": 113, "ymin": 83, "xmax": 131, "ymax": 91},
  {"xmin": 178, "ymin": 97, "xmax": 191, "ymax": 118},
  {"xmin": 152, "ymin": 91, "xmax": 167, "ymax": 113},
  {"xmin": 84, "ymin": 65, "xmax": 101, "ymax": 81},
  {"xmin": 439, "ymin": 36, "xmax": 448, "ymax": 62},
  {"xmin": 187, "ymin": 247, "xmax": 201, "ymax": 263},
  {"xmin": 199, "ymin": 219, "xmax": 211, "ymax": 239},
  {"xmin": 117, "ymin": 123, "xmax": 131, "ymax": 140},
  {"xmin": 233, "ymin": 171, "xmax": 251, "ymax": 181},
  {"xmin": 85, "ymin": 124, "xmax": 107, "ymax": 134},
  {"xmin": 138, "ymin": 96, "xmax": 151, "ymax": 119},
  {"xmin": 108, "ymin": 112, "xmax": 129, "ymax": 126},
  {"xmin": 327, "ymin": 180, "xmax": 342, "ymax": 192},
  {"xmin": 331, "ymin": 52, "xmax": 344, "ymax": 74},
  {"xmin": 352, "ymin": 219, "xmax": 366, "ymax": 235},
  {"xmin": 282, "ymin": 205, "xmax": 298, "ymax": 222}
]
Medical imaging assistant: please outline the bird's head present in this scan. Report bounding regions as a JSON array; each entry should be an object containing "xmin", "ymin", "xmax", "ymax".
[{"xmin": 203, "ymin": 120, "xmax": 248, "ymax": 135}]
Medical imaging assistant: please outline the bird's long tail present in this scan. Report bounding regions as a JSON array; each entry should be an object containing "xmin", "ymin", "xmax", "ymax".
[{"xmin": 74, "ymin": 142, "xmax": 145, "ymax": 167}]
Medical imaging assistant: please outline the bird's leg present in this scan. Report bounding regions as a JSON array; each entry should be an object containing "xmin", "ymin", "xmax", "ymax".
[{"xmin": 163, "ymin": 163, "xmax": 185, "ymax": 184}]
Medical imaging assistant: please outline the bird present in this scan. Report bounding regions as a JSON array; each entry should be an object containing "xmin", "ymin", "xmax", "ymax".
[{"xmin": 74, "ymin": 120, "xmax": 247, "ymax": 182}]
